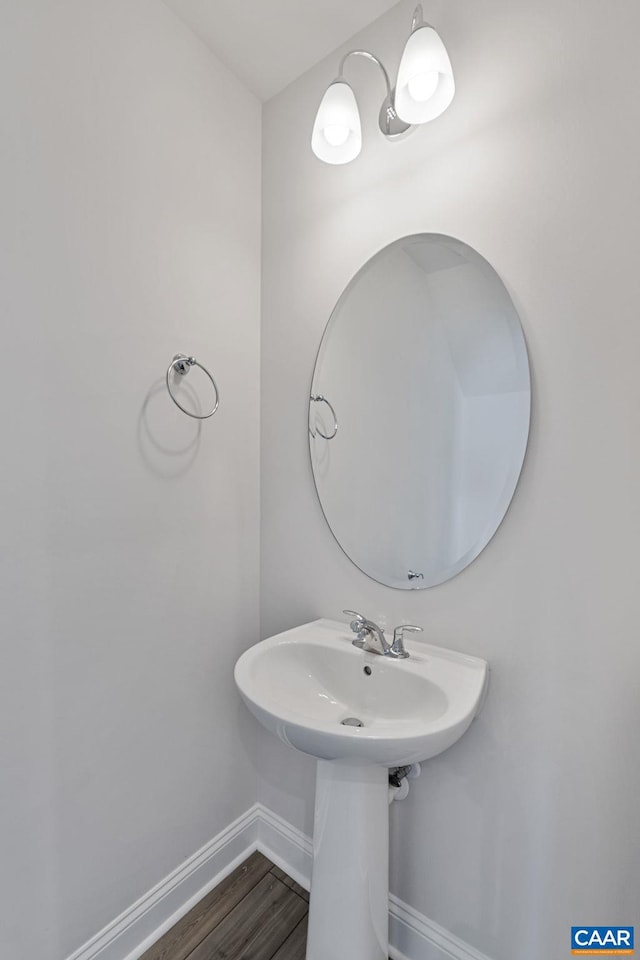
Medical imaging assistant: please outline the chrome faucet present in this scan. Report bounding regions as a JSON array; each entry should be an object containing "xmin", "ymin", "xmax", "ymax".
[{"xmin": 343, "ymin": 610, "xmax": 422, "ymax": 660}]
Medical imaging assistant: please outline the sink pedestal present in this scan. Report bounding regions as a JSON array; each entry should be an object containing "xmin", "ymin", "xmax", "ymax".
[{"xmin": 306, "ymin": 759, "xmax": 389, "ymax": 960}]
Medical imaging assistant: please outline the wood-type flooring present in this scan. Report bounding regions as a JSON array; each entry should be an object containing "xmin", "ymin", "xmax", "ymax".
[{"xmin": 139, "ymin": 852, "xmax": 309, "ymax": 960}]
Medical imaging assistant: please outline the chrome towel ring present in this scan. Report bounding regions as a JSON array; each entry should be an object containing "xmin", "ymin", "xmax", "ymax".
[
  {"xmin": 310, "ymin": 394, "xmax": 338, "ymax": 440},
  {"xmin": 166, "ymin": 354, "xmax": 220, "ymax": 420}
]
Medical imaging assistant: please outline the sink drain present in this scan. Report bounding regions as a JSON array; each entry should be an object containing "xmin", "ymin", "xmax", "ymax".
[{"xmin": 341, "ymin": 717, "xmax": 364, "ymax": 728}]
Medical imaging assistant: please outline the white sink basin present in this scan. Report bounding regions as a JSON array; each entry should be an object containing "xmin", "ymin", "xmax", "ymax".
[
  {"xmin": 235, "ymin": 617, "xmax": 489, "ymax": 960},
  {"xmin": 234, "ymin": 618, "xmax": 488, "ymax": 766}
]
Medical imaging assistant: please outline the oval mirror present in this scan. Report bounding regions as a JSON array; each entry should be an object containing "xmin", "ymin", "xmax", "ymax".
[{"xmin": 309, "ymin": 234, "xmax": 530, "ymax": 589}]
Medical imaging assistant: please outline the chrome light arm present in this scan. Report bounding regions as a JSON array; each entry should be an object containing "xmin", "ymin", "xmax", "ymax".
[
  {"xmin": 335, "ymin": 51, "xmax": 411, "ymax": 140},
  {"xmin": 338, "ymin": 50, "xmax": 392, "ymax": 100},
  {"xmin": 411, "ymin": 3, "xmax": 426, "ymax": 30}
]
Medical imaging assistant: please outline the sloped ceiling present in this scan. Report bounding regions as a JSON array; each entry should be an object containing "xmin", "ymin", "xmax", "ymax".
[{"xmin": 162, "ymin": 0, "xmax": 402, "ymax": 101}]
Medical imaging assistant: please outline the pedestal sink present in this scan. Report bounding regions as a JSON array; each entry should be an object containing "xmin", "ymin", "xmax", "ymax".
[{"xmin": 234, "ymin": 618, "xmax": 488, "ymax": 960}]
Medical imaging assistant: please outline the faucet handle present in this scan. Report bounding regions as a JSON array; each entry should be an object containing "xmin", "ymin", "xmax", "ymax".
[
  {"xmin": 391, "ymin": 624, "xmax": 423, "ymax": 658},
  {"xmin": 343, "ymin": 610, "xmax": 367, "ymax": 636},
  {"xmin": 342, "ymin": 610, "xmax": 367, "ymax": 647}
]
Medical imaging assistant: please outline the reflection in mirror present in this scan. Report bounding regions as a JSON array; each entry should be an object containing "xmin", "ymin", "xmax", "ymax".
[{"xmin": 309, "ymin": 234, "xmax": 530, "ymax": 589}]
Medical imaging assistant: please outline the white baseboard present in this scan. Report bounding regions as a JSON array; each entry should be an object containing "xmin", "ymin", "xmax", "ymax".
[
  {"xmin": 388, "ymin": 896, "xmax": 493, "ymax": 960},
  {"xmin": 65, "ymin": 804, "xmax": 261, "ymax": 960},
  {"xmin": 65, "ymin": 804, "xmax": 493, "ymax": 960},
  {"xmin": 254, "ymin": 804, "xmax": 313, "ymax": 892}
]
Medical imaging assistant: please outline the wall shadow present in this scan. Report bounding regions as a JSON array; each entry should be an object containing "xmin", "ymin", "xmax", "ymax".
[{"xmin": 137, "ymin": 378, "xmax": 202, "ymax": 478}]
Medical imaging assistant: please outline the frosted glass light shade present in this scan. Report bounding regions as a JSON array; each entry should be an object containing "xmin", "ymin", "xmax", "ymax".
[
  {"xmin": 395, "ymin": 26, "xmax": 454, "ymax": 124},
  {"xmin": 312, "ymin": 81, "xmax": 362, "ymax": 165}
]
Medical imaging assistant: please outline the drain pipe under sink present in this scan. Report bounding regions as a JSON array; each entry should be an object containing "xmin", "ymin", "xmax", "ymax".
[
  {"xmin": 338, "ymin": 717, "xmax": 421, "ymax": 803},
  {"xmin": 388, "ymin": 763, "xmax": 421, "ymax": 803}
]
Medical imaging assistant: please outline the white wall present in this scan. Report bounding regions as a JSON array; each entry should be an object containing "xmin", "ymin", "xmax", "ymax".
[
  {"xmin": 261, "ymin": 1, "xmax": 640, "ymax": 957},
  {"xmin": 0, "ymin": 3, "xmax": 261, "ymax": 958}
]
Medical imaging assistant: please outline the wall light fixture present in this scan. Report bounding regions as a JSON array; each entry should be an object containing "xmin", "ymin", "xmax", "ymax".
[{"xmin": 311, "ymin": 5, "xmax": 454, "ymax": 165}]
